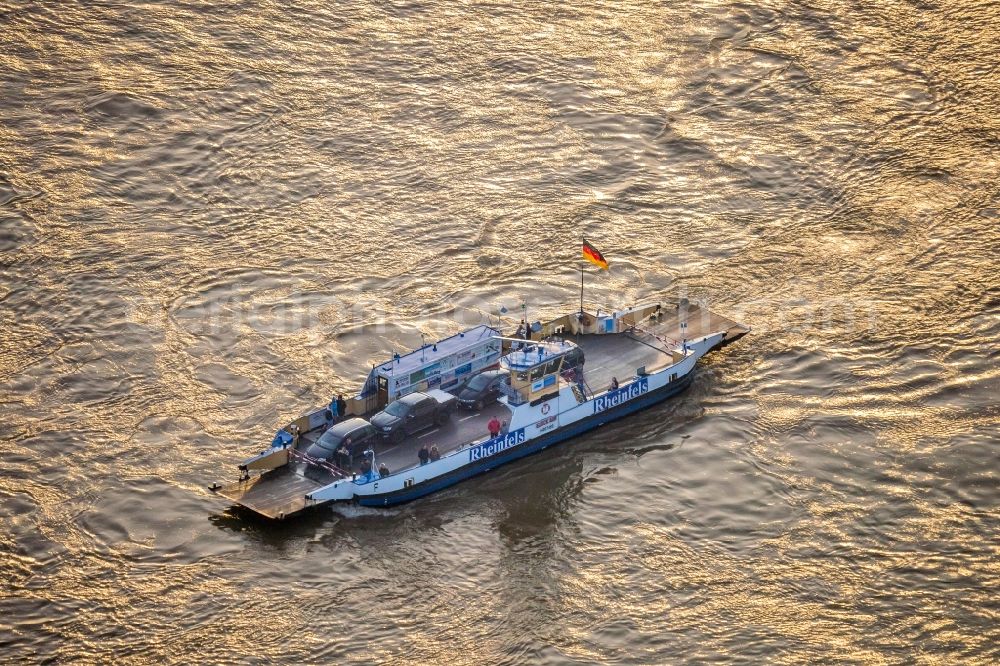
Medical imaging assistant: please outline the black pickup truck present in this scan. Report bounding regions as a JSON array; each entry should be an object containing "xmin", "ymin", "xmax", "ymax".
[{"xmin": 370, "ymin": 389, "xmax": 457, "ymax": 444}]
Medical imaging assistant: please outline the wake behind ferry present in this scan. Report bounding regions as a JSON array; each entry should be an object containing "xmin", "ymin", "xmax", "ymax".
[{"xmin": 210, "ymin": 297, "xmax": 749, "ymax": 519}]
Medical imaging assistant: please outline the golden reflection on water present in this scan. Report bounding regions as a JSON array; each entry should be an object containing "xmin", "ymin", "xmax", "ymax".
[{"xmin": 1, "ymin": 0, "xmax": 998, "ymax": 662}]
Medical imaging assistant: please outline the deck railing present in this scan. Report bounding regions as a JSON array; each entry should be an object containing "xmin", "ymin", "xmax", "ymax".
[
  {"xmin": 288, "ymin": 448, "xmax": 350, "ymax": 479},
  {"xmin": 631, "ymin": 325, "xmax": 681, "ymax": 349}
]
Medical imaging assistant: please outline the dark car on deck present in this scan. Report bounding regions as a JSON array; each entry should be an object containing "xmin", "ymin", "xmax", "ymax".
[
  {"xmin": 456, "ymin": 370, "xmax": 510, "ymax": 410},
  {"xmin": 304, "ymin": 417, "xmax": 377, "ymax": 462},
  {"xmin": 371, "ymin": 390, "xmax": 456, "ymax": 444}
]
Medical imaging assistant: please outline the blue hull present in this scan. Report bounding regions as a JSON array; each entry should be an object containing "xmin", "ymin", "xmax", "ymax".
[{"xmin": 357, "ymin": 372, "xmax": 694, "ymax": 507}]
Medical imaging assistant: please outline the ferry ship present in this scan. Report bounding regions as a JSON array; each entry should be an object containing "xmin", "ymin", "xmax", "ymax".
[{"xmin": 210, "ymin": 299, "xmax": 748, "ymax": 519}]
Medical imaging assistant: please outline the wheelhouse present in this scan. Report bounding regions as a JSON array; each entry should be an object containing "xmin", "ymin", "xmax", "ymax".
[{"xmin": 500, "ymin": 339, "xmax": 584, "ymax": 405}]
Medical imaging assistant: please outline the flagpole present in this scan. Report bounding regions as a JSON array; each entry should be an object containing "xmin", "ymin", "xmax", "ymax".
[{"xmin": 580, "ymin": 263, "xmax": 584, "ymax": 315}]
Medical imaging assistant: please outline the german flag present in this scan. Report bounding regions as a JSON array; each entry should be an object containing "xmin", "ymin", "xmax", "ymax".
[{"xmin": 582, "ymin": 238, "xmax": 609, "ymax": 270}]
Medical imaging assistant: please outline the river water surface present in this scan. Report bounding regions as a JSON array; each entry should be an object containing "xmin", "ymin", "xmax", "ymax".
[{"xmin": 1, "ymin": 0, "xmax": 998, "ymax": 663}]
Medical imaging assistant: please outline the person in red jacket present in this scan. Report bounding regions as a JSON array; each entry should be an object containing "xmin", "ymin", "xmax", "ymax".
[{"xmin": 488, "ymin": 416, "xmax": 501, "ymax": 438}]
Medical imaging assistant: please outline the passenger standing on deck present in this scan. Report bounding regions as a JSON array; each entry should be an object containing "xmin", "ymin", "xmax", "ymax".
[
  {"xmin": 378, "ymin": 463, "xmax": 390, "ymax": 478},
  {"xmin": 336, "ymin": 394, "xmax": 347, "ymax": 421},
  {"xmin": 360, "ymin": 457, "xmax": 372, "ymax": 479},
  {"xmin": 488, "ymin": 416, "xmax": 501, "ymax": 438},
  {"xmin": 328, "ymin": 397, "xmax": 340, "ymax": 422},
  {"xmin": 429, "ymin": 445, "xmax": 440, "ymax": 461},
  {"xmin": 609, "ymin": 376, "xmax": 619, "ymax": 390},
  {"xmin": 418, "ymin": 444, "xmax": 430, "ymax": 465}
]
